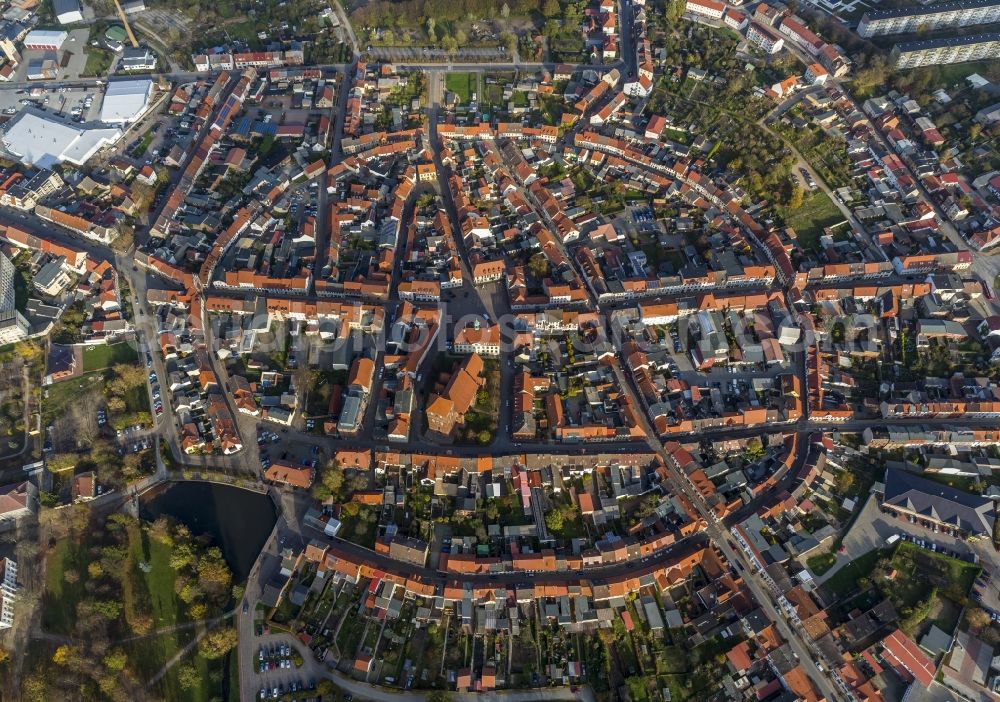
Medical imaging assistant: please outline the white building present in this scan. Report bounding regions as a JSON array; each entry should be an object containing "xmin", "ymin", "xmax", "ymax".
[
  {"xmin": 53, "ymin": 0, "xmax": 84, "ymax": 24},
  {"xmin": 0, "ymin": 253, "xmax": 30, "ymax": 344},
  {"xmin": 99, "ymin": 78, "xmax": 154, "ymax": 124},
  {"xmin": 119, "ymin": 47, "xmax": 156, "ymax": 72},
  {"xmin": 1, "ymin": 109, "xmax": 121, "ymax": 168},
  {"xmin": 858, "ymin": 0, "xmax": 1000, "ymax": 38},
  {"xmin": 747, "ymin": 21, "xmax": 785, "ymax": 54},
  {"xmin": 23, "ymin": 29, "xmax": 68, "ymax": 51},
  {"xmin": 891, "ymin": 33, "xmax": 1000, "ymax": 68},
  {"xmin": 685, "ymin": 0, "xmax": 725, "ymax": 19},
  {"xmin": 0, "ymin": 558, "xmax": 16, "ymax": 629}
]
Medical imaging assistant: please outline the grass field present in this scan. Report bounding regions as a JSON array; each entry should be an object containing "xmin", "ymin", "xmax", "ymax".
[
  {"xmin": 890, "ymin": 541, "xmax": 979, "ymax": 604},
  {"xmin": 82, "ymin": 46, "xmax": 114, "ymax": 77},
  {"xmin": 823, "ymin": 548, "xmax": 887, "ymax": 596},
  {"xmin": 446, "ymin": 72, "xmax": 476, "ymax": 103},
  {"xmin": 42, "ymin": 539, "xmax": 88, "ymax": 634},
  {"xmin": 932, "ymin": 60, "xmax": 1000, "ymax": 87},
  {"xmin": 82, "ymin": 342, "xmax": 139, "ymax": 372},
  {"xmin": 124, "ymin": 526, "xmax": 231, "ymax": 701},
  {"xmin": 779, "ymin": 190, "xmax": 845, "ymax": 251}
]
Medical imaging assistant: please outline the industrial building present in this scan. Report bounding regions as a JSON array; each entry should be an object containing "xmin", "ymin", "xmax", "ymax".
[
  {"xmin": 1, "ymin": 109, "xmax": 121, "ymax": 168},
  {"xmin": 98, "ymin": 78, "xmax": 153, "ymax": 123},
  {"xmin": 858, "ymin": 0, "xmax": 1000, "ymax": 37},
  {"xmin": 891, "ymin": 32, "xmax": 1000, "ymax": 68},
  {"xmin": 22, "ymin": 29, "xmax": 67, "ymax": 51},
  {"xmin": 53, "ymin": 0, "xmax": 84, "ymax": 24}
]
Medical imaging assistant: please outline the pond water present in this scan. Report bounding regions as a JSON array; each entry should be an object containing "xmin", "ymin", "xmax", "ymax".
[{"xmin": 140, "ymin": 481, "xmax": 276, "ymax": 581}]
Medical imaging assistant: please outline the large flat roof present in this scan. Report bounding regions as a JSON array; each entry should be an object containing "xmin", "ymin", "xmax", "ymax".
[
  {"xmin": 894, "ymin": 31, "xmax": 1000, "ymax": 51},
  {"xmin": 863, "ymin": 0, "xmax": 1000, "ymax": 21},
  {"xmin": 99, "ymin": 78, "xmax": 153, "ymax": 124},
  {"xmin": 1, "ymin": 109, "xmax": 120, "ymax": 168}
]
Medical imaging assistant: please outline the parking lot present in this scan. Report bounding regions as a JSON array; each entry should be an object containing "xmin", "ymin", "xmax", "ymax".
[
  {"xmin": 0, "ymin": 83, "xmax": 103, "ymax": 123},
  {"xmin": 252, "ymin": 637, "xmax": 319, "ymax": 700},
  {"xmin": 11, "ymin": 28, "xmax": 91, "ymax": 83},
  {"xmin": 824, "ymin": 494, "xmax": 1000, "ymax": 612},
  {"xmin": 256, "ymin": 425, "xmax": 320, "ymax": 473}
]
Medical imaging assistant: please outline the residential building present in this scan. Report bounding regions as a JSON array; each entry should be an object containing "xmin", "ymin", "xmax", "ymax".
[
  {"xmin": 0, "ymin": 253, "xmax": 29, "ymax": 344},
  {"xmin": 685, "ymin": 0, "xmax": 725, "ymax": 19},
  {"xmin": 0, "ymin": 168, "xmax": 63, "ymax": 210},
  {"xmin": 0, "ymin": 481, "xmax": 32, "ymax": 520},
  {"xmin": 747, "ymin": 22, "xmax": 785, "ymax": 54},
  {"xmin": 426, "ymin": 353, "xmax": 485, "ymax": 436},
  {"xmin": 32, "ymin": 256, "xmax": 71, "ymax": 296},
  {"xmin": 119, "ymin": 47, "xmax": 156, "ymax": 72},
  {"xmin": 890, "ymin": 33, "xmax": 1000, "ymax": 68},
  {"xmin": 881, "ymin": 466, "xmax": 995, "ymax": 539},
  {"xmin": 0, "ymin": 558, "xmax": 15, "ymax": 629},
  {"xmin": 858, "ymin": 0, "xmax": 1000, "ymax": 37}
]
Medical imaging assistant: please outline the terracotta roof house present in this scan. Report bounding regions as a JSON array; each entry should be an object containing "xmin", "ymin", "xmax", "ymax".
[
  {"xmin": 264, "ymin": 462, "xmax": 314, "ymax": 489},
  {"xmin": 425, "ymin": 353, "xmax": 485, "ymax": 436}
]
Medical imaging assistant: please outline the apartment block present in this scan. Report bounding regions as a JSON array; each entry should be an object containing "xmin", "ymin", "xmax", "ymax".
[
  {"xmin": 858, "ymin": 0, "xmax": 1000, "ymax": 37},
  {"xmin": 890, "ymin": 32, "xmax": 1000, "ymax": 68}
]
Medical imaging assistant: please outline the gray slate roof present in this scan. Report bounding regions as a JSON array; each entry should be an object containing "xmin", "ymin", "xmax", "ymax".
[{"xmin": 883, "ymin": 467, "xmax": 995, "ymax": 536}]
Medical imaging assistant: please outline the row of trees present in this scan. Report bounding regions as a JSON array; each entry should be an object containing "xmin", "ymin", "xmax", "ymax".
[{"xmin": 352, "ymin": 0, "xmax": 551, "ymax": 29}]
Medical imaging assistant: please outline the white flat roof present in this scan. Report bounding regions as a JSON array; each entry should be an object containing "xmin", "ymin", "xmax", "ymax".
[
  {"xmin": 24, "ymin": 29, "xmax": 68, "ymax": 42},
  {"xmin": 99, "ymin": 79, "xmax": 153, "ymax": 124},
  {"xmin": 1, "ymin": 109, "xmax": 120, "ymax": 168}
]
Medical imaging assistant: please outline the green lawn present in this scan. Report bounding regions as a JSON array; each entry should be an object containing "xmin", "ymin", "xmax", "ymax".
[
  {"xmin": 82, "ymin": 342, "xmax": 139, "ymax": 372},
  {"xmin": 823, "ymin": 548, "xmax": 888, "ymax": 596},
  {"xmin": 82, "ymin": 46, "xmax": 114, "ymax": 77},
  {"xmin": 219, "ymin": 20, "xmax": 263, "ymax": 48},
  {"xmin": 778, "ymin": 190, "xmax": 844, "ymax": 251},
  {"xmin": 932, "ymin": 60, "xmax": 1000, "ymax": 87},
  {"xmin": 42, "ymin": 539, "xmax": 88, "ymax": 634},
  {"xmin": 43, "ymin": 370, "xmax": 110, "ymax": 428},
  {"xmin": 889, "ymin": 541, "xmax": 979, "ymax": 605},
  {"xmin": 446, "ymin": 72, "xmax": 476, "ymax": 103},
  {"xmin": 133, "ymin": 130, "xmax": 155, "ymax": 157},
  {"xmin": 807, "ymin": 552, "xmax": 837, "ymax": 576},
  {"xmin": 124, "ymin": 527, "xmax": 228, "ymax": 700}
]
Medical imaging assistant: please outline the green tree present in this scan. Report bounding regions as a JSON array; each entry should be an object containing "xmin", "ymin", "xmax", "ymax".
[
  {"xmin": 834, "ymin": 470, "xmax": 854, "ymax": 494},
  {"xmin": 788, "ymin": 184, "xmax": 805, "ymax": 210},
  {"xmin": 965, "ymin": 606, "xmax": 991, "ymax": 632},
  {"xmin": 93, "ymin": 600, "xmax": 123, "ymax": 619},
  {"xmin": 500, "ymin": 31, "xmax": 517, "ymax": 54},
  {"xmin": 177, "ymin": 663, "xmax": 200, "ymax": 690},
  {"xmin": 542, "ymin": 0, "xmax": 560, "ymax": 17},
  {"xmin": 743, "ymin": 438, "xmax": 765, "ymax": 462},
  {"xmin": 313, "ymin": 460, "xmax": 345, "ymax": 501},
  {"xmin": 528, "ymin": 253, "xmax": 549, "ymax": 279},
  {"xmin": 103, "ymin": 649, "xmax": 127, "ymax": 672},
  {"xmin": 199, "ymin": 627, "xmax": 239, "ymax": 659}
]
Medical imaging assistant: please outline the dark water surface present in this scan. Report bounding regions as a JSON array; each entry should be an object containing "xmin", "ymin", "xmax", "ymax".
[{"xmin": 140, "ymin": 481, "xmax": 276, "ymax": 581}]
